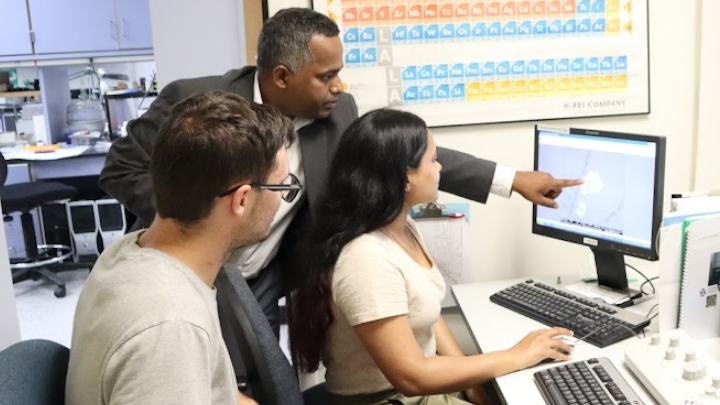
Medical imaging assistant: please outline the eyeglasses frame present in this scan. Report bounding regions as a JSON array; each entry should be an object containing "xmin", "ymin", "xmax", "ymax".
[{"xmin": 217, "ymin": 173, "xmax": 302, "ymax": 203}]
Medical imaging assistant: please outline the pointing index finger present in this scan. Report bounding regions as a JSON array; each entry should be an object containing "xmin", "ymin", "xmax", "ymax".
[{"xmin": 552, "ymin": 178, "xmax": 584, "ymax": 189}]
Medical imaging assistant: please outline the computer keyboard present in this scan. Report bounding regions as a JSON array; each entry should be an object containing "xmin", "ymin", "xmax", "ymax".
[
  {"xmin": 535, "ymin": 357, "xmax": 645, "ymax": 405},
  {"xmin": 490, "ymin": 279, "xmax": 650, "ymax": 347}
]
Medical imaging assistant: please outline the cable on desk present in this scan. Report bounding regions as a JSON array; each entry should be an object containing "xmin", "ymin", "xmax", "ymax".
[
  {"xmin": 644, "ymin": 303, "xmax": 659, "ymax": 319},
  {"xmin": 639, "ymin": 304, "xmax": 661, "ymax": 338},
  {"xmin": 567, "ymin": 323, "xmax": 642, "ymax": 347},
  {"xmin": 614, "ymin": 296, "xmax": 632, "ymax": 307},
  {"xmin": 625, "ymin": 263, "xmax": 656, "ymax": 295},
  {"xmin": 640, "ymin": 276, "xmax": 659, "ymax": 296}
]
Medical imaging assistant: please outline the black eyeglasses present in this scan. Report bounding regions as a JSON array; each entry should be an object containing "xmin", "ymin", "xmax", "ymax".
[{"xmin": 218, "ymin": 173, "xmax": 302, "ymax": 203}]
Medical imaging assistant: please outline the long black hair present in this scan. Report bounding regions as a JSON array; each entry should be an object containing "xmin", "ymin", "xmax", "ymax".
[{"xmin": 288, "ymin": 108, "xmax": 429, "ymax": 372}]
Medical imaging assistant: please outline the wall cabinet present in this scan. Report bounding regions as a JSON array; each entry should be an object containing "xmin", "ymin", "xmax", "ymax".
[
  {"xmin": 114, "ymin": 0, "xmax": 154, "ymax": 50},
  {"xmin": 29, "ymin": 0, "xmax": 119, "ymax": 54},
  {"xmin": 0, "ymin": 0, "xmax": 34, "ymax": 57},
  {"xmin": 1, "ymin": 0, "xmax": 153, "ymax": 58}
]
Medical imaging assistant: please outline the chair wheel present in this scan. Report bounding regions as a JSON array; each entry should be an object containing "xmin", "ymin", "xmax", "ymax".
[{"xmin": 54, "ymin": 287, "xmax": 66, "ymax": 298}]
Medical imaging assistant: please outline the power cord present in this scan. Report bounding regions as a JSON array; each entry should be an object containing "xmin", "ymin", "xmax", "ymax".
[
  {"xmin": 644, "ymin": 303, "xmax": 659, "ymax": 320},
  {"xmin": 612, "ymin": 264, "xmax": 658, "ymax": 308},
  {"xmin": 625, "ymin": 263, "xmax": 656, "ymax": 295},
  {"xmin": 566, "ymin": 322, "xmax": 642, "ymax": 347},
  {"xmin": 640, "ymin": 276, "xmax": 659, "ymax": 296},
  {"xmin": 639, "ymin": 304, "xmax": 661, "ymax": 337}
]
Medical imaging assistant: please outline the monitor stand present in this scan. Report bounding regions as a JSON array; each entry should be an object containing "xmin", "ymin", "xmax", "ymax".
[{"xmin": 591, "ymin": 247, "xmax": 642, "ymax": 302}]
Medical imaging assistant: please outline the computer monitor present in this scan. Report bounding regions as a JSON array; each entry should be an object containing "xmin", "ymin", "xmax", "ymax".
[
  {"xmin": 533, "ymin": 125, "xmax": 666, "ymax": 300},
  {"xmin": 67, "ymin": 201, "xmax": 99, "ymax": 261},
  {"xmin": 95, "ymin": 199, "xmax": 127, "ymax": 252}
]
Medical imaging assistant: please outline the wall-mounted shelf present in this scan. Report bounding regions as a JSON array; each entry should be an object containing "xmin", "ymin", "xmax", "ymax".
[{"xmin": 0, "ymin": 90, "xmax": 40, "ymax": 98}]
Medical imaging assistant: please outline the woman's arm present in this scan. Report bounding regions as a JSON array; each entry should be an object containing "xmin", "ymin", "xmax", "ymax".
[
  {"xmin": 354, "ymin": 316, "xmax": 572, "ymax": 397},
  {"xmin": 433, "ymin": 316, "xmax": 494, "ymax": 405},
  {"xmin": 434, "ymin": 316, "xmax": 465, "ymax": 357}
]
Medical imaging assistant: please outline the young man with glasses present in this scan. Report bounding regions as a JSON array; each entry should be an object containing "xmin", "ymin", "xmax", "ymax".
[
  {"xmin": 99, "ymin": 8, "xmax": 581, "ymax": 340},
  {"xmin": 66, "ymin": 91, "xmax": 295, "ymax": 405}
]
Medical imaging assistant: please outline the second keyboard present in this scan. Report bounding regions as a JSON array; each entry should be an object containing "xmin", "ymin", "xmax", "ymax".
[{"xmin": 490, "ymin": 280, "xmax": 650, "ymax": 347}]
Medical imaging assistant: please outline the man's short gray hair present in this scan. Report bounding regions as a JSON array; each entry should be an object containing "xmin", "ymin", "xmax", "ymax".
[{"xmin": 257, "ymin": 8, "xmax": 340, "ymax": 75}]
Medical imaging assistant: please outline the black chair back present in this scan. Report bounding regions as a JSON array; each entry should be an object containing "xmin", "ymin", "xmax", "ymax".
[
  {"xmin": 0, "ymin": 152, "xmax": 7, "ymax": 190},
  {"xmin": 216, "ymin": 264, "xmax": 305, "ymax": 405}
]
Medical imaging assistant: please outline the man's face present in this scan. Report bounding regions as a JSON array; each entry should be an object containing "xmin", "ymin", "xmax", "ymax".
[
  {"xmin": 284, "ymin": 35, "xmax": 345, "ymax": 119},
  {"xmin": 231, "ymin": 147, "xmax": 288, "ymax": 249}
]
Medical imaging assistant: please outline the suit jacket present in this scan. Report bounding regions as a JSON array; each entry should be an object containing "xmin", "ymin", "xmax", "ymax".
[{"xmin": 99, "ymin": 66, "xmax": 497, "ymax": 256}]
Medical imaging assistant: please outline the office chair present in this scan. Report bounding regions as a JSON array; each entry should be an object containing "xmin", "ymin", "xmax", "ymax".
[
  {"xmin": 216, "ymin": 264, "xmax": 328, "ymax": 405},
  {"xmin": 0, "ymin": 339, "xmax": 70, "ymax": 405},
  {"xmin": 0, "ymin": 153, "xmax": 89, "ymax": 297}
]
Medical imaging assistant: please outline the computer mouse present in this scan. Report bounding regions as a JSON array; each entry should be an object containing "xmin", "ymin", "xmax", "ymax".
[
  {"xmin": 539, "ymin": 347, "xmax": 572, "ymax": 364},
  {"xmin": 555, "ymin": 335, "xmax": 578, "ymax": 346},
  {"xmin": 539, "ymin": 337, "xmax": 576, "ymax": 364}
]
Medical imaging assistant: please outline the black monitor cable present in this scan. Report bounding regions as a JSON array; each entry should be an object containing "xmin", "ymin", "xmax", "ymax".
[
  {"xmin": 640, "ymin": 276, "xmax": 659, "ymax": 296},
  {"xmin": 612, "ymin": 265, "xmax": 658, "ymax": 308},
  {"xmin": 563, "ymin": 322, "xmax": 642, "ymax": 348},
  {"xmin": 644, "ymin": 303, "xmax": 659, "ymax": 320},
  {"xmin": 625, "ymin": 263, "xmax": 656, "ymax": 295}
]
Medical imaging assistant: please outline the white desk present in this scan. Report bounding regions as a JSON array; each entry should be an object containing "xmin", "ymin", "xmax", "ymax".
[
  {"xmin": 2, "ymin": 148, "xmax": 107, "ymax": 180},
  {"xmin": 452, "ymin": 278, "xmax": 720, "ymax": 405},
  {"xmin": 28, "ymin": 152, "xmax": 106, "ymax": 180}
]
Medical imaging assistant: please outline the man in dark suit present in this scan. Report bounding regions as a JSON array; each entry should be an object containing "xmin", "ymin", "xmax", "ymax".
[{"xmin": 99, "ymin": 8, "xmax": 581, "ymax": 338}]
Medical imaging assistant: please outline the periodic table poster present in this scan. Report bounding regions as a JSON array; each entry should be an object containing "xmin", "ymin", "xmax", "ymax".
[{"xmin": 313, "ymin": 0, "xmax": 650, "ymax": 127}]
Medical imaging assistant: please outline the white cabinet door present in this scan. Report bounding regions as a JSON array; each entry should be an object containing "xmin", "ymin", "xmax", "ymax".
[
  {"xmin": 115, "ymin": 0, "xmax": 153, "ymax": 50},
  {"xmin": 0, "ymin": 0, "xmax": 33, "ymax": 56},
  {"xmin": 28, "ymin": 0, "xmax": 119, "ymax": 54}
]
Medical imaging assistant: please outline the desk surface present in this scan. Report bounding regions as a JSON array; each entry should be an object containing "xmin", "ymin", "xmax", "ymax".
[
  {"xmin": 2, "ymin": 145, "xmax": 108, "ymax": 161},
  {"xmin": 452, "ymin": 278, "xmax": 720, "ymax": 405},
  {"xmin": 3, "ymin": 146, "xmax": 108, "ymax": 180}
]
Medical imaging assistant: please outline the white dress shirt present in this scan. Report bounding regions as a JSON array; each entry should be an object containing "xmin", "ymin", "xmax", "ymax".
[{"xmin": 228, "ymin": 74, "xmax": 313, "ymax": 279}]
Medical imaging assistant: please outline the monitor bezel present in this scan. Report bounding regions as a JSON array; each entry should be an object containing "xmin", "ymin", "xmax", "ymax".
[{"xmin": 532, "ymin": 125, "xmax": 666, "ymax": 261}]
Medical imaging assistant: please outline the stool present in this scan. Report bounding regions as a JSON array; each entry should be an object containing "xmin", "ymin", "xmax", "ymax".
[{"xmin": 1, "ymin": 154, "xmax": 90, "ymax": 297}]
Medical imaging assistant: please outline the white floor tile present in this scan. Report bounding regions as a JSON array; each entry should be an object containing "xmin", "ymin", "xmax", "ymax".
[{"xmin": 14, "ymin": 269, "xmax": 89, "ymax": 348}]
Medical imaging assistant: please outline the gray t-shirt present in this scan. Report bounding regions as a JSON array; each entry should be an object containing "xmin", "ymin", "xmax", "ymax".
[
  {"xmin": 325, "ymin": 217, "xmax": 447, "ymax": 395},
  {"xmin": 66, "ymin": 231, "xmax": 237, "ymax": 405}
]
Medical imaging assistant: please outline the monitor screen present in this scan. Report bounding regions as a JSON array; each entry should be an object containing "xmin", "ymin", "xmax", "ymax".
[
  {"xmin": 533, "ymin": 126, "xmax": 665, "ymax": 295},
  {"xmin": 70, "ymin": 205, "xmax": 97, "ymax": 234},
  {"xmin": 97, "ymin": 203, "xmax": 125, "ymax": 231}
]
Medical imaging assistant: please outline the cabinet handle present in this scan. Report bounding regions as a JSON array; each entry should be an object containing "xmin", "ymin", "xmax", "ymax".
[
  {"xmin": 109, "ymin": 20, "xmax": 117, "ymax": 40},
  {"xmin": 121, "ymin": 19, "xmax": 128, "ymax": 38}
]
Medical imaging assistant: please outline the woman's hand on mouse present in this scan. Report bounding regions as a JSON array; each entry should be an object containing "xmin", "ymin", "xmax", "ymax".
[{"xmin": 507, "ymin": 327, "xmax": 574, "ymax": 370}]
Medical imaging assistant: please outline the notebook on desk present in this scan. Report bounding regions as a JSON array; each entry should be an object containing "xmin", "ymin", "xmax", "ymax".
[
  {"xmin": 658, "ymin": 210, "xmax": 720, "ymax": 333},
  {"xmin": 678, "ymin": 214, "xmax": 720, "ymax": 340}
]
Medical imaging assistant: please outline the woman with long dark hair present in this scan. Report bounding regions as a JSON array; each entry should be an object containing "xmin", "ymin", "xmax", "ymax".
[{"xmin": 288, "ymin": 109, "xmax": 573, "ymax": 405}]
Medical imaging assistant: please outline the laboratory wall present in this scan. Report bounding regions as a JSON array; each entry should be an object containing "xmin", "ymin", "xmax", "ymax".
[
  {"xmin": 149, "ymin": 0, "xmax": 247, "ymax": 89},
  {"xmin": 268, "ymin": 0, "xmax": 714, "ymax": 283},
  {"xmin": 695, "ymin": 0, "xmax": 720, "ymax": 192}
]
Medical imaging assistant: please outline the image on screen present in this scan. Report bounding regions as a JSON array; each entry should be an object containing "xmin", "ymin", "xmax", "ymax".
[
  {"xmin": 709, "ymin": 251, "xmax": 720, "ymax": 287},
  {"xmin": 70, "ymin": 205, "xmax": 96, "ymax": 234},
  {"xmin": 535, "ymin": 128, "xmax": 658, "ymax": 250},
  {"xmin": 98, "ymin": 204, "xmax": 124, "ymax": 231}
]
